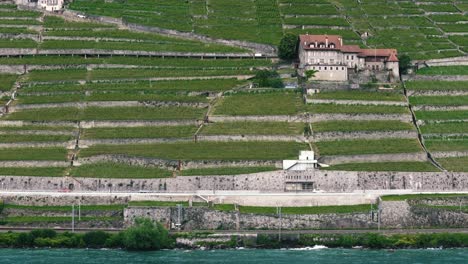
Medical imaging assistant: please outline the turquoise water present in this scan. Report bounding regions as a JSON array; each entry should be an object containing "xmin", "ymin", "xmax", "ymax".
[{"xmin": 1, "ymin": 248, "xmax": 467, "ymax": 264}]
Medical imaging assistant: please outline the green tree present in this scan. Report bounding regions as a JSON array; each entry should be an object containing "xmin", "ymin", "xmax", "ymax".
[
  {"xmin": 398, "ymin": 54, "xmax": 411, "ymax": 74},
  {"xmin": 305, "ymin": 69, "xmax": 318, "ymax": 81},
  {"xmin": 278, "ymin": 34, "xmax": 298, "ymax": 60},
  {"xmin": 122, "ymin": 218, "xmax": 172, "ymax": 250}
]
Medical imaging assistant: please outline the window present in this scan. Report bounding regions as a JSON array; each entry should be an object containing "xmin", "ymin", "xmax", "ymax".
[
  {"xmin": 351, "ymin": 56, "xmax": 354, "ymax": 60},
  {"xmin": 324, "ymin": 67, "xmax": 327, "ymax": 70},
  {"xmin": 336, "ymin": 67, "xmax": 339, "ymax": 70},
  {"xmin": 320, "ymin": 59, "xmax": 324, "ymax": 63},
  {"xmin": 330, "ymin": 59, "xmax": 334, "ymax": 64},
  {"xmin": 342, "ymin": 67, "xmax": 344, "ymax": 70},
  {"xmin": 319, "ymin": 67, "xmax": 321, "ymax": 70},
  {"xmin": 346, "ymin": 55, "xmax": 349, "ymax": 60}
]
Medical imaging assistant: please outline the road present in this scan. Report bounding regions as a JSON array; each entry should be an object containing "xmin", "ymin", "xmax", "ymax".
[{"xmin": 1, "ymin": 190, "xmax": 467, "ymax": 206}]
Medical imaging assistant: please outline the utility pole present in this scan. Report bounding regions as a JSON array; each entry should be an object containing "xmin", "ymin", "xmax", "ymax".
[
  {"xmin": 277, "ymin": 206, "xmax": 282, "ymax": 242},
  {"xmin": 72, "ymin": 204, "xmax": 75, "ymax": 233},
  {"xmin": 78, "ymin": 200, "xmax": 81, "ymax": 221},
  {"xmin": 377, "ymin": 197, "xmax": 382, "ymax": 232}
]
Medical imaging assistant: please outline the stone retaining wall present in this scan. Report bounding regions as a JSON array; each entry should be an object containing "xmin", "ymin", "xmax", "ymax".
[
  {"xmin": 208, "ymin": 115, "xmax": 310, "ymax": 123},
  {"xmin": 380, "ymin": 200, "xmax": 468, "ymax": 228},
  {"xmin": 1, "ymin": 170, "xmax": 468, "ymax": 192},
  {"xmin": 11, "ymin": 101, "xmax": 209, "ymax": 111},
  {"xmin": 311, "ymin": 114, "xmax": 412, "ymax": 122},
  {"xmin": 312, "ymin": 130, "xmax": 418, "ymax": 142},
  {"xmin": 124, "ymin": 206, "xmax": 375, "ymax": 230},
  {"xmin": 306, "ymin": 99, "xmax": 408, "ymax": 106},
  {"xmin": 319, "ymin": 152, "xmax": 428, "ymax": 165},
  {"xmin": 431, "ymin": 151, "xmax": 468, "ymax": 158}
]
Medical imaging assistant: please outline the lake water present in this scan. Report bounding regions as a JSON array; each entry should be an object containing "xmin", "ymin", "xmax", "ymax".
[{"xmin": 1, "ymin": 248, "xmax": 467, "ymax": 264}]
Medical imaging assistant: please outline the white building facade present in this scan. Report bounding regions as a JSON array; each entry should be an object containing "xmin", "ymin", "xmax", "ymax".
[
  {"xmin": 298, "ymin": 35, "xmax": 400, "ymax": 82},
  {"xmin": 15, "ymin": 0, "xmax": 64, "ymax": 12}
]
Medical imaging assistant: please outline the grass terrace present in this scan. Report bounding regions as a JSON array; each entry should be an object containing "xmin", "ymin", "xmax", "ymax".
[
  {"xmin": 314, "ymin": 138, "xmax": 422, "ymax": 156},
  {"xmin": 307, "ymin": 104, "xmax": 409, "ymax": 114},
  {"xmin": 417, "ymin": 66, "xmax": 468, "ymax": 76},
  {"xmin": 322, "ymin": 162, "xmax": 438, "ymax": 172},
  {"xmin": 200, "ymin": 122, "xmax": 306, "ymax": 135},
  {"xmin": 312, "ymin": 120, "xmax": 415, "ymax": 133},
  {"xmin": 0, "ymin": 167, "xmax": 66, "ymax": 177},
  {"xmin": 179, "ymin": 166, "xmax": 278, "ymax": 176},
  {"xmin": 22, "ymin": 79, "xmax": 245, "ymax": 93},
  {"xmin": 79, "ymin": 142, "xmax": 308, "ymax": 161},
  {"xmin": 214, "ymin": 91, "xmax": 304, "ymax": 116},
  {"xmin": 410, "ymin": 95, "xmax": 468, "ymax": 106},
  {"xmin": 0, "ymin": 74, "xmax": 17, "ymax": 91},
  {"xmin": 0, "ymin": 147, "xmax": 68, "ymax": 161},
  {"xmin": 4, "ymin": 106, "xmax": 207, "ymax": 121},
  {"xmin": 405, "ymin": 81, "xmax": 468, "ymax": 91},
  {"xmin": 82, "ymin": 126, "xmax": 197, "ymax": 139},
  {"xmin": 0, "ymin": 56, "xmax": 272, "ymax": 68},
  {"xmin": 69, "ymin": 163, "xmax": 173, "ymax": 179},
  {"xmin": 309, "ymin": 90, "xmax": 405, "ymax": 101},
  {"xmin": 437, "ymin": 157, "xmax": 468, "ymax": 172},
  {"xmin": 16, "ymin": 92, "xmax": 209, "ymax": 105},
  {"xmin": 425, "ymin": 138, "xmax": 468, "ymax": 152},
  {"xmin": 381, "ymin": 193, "xmax": 468, "ymax": 202},
  {"xmin": 420, "ymin": 122, "xmax": 468, "ymax": 134},
  {"xmin": 415, "ymin": 110, "xmax": 468, "ymax": 121},
  {"xmin": 0, "ymin": 134, "xmax": 73, "ymax": 143}
]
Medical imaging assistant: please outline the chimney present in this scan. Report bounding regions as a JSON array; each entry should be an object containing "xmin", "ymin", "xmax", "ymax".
[
  {"xmin": 339, "ymin": 37, "xmax": 343, "ymax": 46},
  {"xmin": 325, "ymin": 36, "xmax": 328, "ymax": 46}
]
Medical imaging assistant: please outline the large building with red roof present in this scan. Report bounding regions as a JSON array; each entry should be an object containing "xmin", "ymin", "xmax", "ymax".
[{"xmin": 298, "ymin": 34, "xmax": 400, "ymax": 82}]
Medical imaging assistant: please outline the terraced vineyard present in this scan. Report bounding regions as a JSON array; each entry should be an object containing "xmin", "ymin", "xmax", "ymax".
[
  {"xmin": 407, "ymin": 66, "xmax": 468, "ymax": 172},
  {"xmin": 0, "ymin": 2, "xmax": 467, "ymax": 180},
  {"xmin": 69, "ymin": 0, "xmax": 468, "ymax": 59}
]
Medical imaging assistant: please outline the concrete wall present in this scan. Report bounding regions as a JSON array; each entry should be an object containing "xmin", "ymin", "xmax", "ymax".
[{"xmin": 1, "ymin": 170, "xmax": 468, "ymax": 192}]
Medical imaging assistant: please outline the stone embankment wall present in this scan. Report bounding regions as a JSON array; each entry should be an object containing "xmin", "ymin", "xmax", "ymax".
[
  {"xmin": 1, "ymin": 170, "xmax": 468, "ymax": 192},
  {"xmin": 124, "ymin": 207, "xmax": 376, "ymax": 230},
  {"xmin": 380, "ymin": 198, "xmax": 468, "ymax": 228}
]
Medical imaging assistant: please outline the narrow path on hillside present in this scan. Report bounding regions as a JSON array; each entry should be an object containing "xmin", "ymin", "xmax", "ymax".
[{"xmin": 401, "ymin": 77, "xmax": 446, "ymax": 171}]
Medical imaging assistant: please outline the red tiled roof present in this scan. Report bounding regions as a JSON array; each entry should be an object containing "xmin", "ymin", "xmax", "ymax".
[
  {"xmin": 299, "ymin": 35, "xmax": 398, "ymax": 61},
  {"xmin": 340, "ymin": 45, "xmax": 361, "ymax": 53},
  {"xmin": 299, "ymin": 34, "xmax": 343, "ymax": 50}
]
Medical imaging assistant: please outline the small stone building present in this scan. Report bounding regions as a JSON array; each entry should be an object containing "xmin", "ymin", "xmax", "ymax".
[{"xmin": 298, "ymin": 34, "xmax": 400, "ymax": 82}]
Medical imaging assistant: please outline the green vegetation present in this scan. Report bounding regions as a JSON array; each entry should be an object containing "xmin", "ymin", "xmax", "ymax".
[
  {"xmin": 437, "ymin": 157, "xmax": 468, "ymax": 172},
  {"xmin": 417, "ymin": 66, "xmax": 468, "ymax": 75},
  {"xmin": 23, "ymin": 79, "xmax": 244, "ymax": 93},
  {"xmin": 426, "ymin": 138, "xmax": 468, "ymax": 152},
  {"xmin": 278, "ymin": 33, "xmax": 298, "ymax": 60},
  {"xmin": 0, "ymin": 134, "xmax": 73, "ymax": 143},
  {"xmin": 79, "ymin": 142, "xmax": 307, "ymax": 161},
  {"xmin": 323, "ymin": 162, "xmax": 438, "ymax": 172},
  {"xmin": 179, "ymin": 166, "xmax": 278, "ymax": 176},
  {"xmin": 410, "ymin": 95, "xmax": 468, "ymax": 106},
  {"xmin": 3, "ymin": 204, "xmax": 125, "ymax": 211},
  {"xmin": 381, "ymin": 193, "xmax": 468, "ymax": 201},
  {"xmin": 405, "ymin": 81, "xmax": 468, "ymax": 91},
  {"xmin": 311, "ymin": 91, "xmax": 405, "ymax": 102},
  {"xmin": 308, "ymin": 104, "xmax": 409, "ymax": 114},
  {"xmin": 0, "ymin": 74, "xmax": 17, "ymax": 91},
  {"xmin": 69, "ymin": 163, "xmax": 173, "ymax": 179},
  {"xmin": 1, "ymin": 216, "xmax": 117, "ymax": 224},
  {"xmin": 420, "ymin": 122, "xmax": 468, "ymax": 134},
  {"xmin": 312, "ymin": 120, "xmax": 414, "ymax": 132},
  {"xmin": 215, "ymin": 91, "xmax": 304, "ymax": 116},
  {"xmin": 415, "ymin": 110, "xmax": 468, "ymax": 121},
  {"xmin": 201, "ymin": 122, "xmax": 305, "ymax": 135},
  {"xmin": 0, "ymin": 167, "xmax": 66, "ymax": 177},
  {"xmin": 0, "ymin": 148, "xmax": 67, "ymax": 161},
  {"xmin": 82, "ymin": 126, "xmax": 197, "ymax": 139},
  {"xmin": 5, "ymin": 107, "xmax": 206, "ymax": 121},
  {"xmin": 315, "ymin": 139, "xmax": 422, "ymax": 156},
  {"xmin": 121, "ymin": 218, "xmax": 173, "ymax": 250}
]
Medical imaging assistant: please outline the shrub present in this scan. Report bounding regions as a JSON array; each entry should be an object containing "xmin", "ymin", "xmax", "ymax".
[
  {"xmin": 122, "ymin": 218, "xmax": 172, "ymax": 250},
  {"xmin": 83, "ymin": 231, "xmax": 110, "ymax": 248},
  {"xmin": 254, "ymin": 70, "xmax": 284, "ymax": 88}
]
